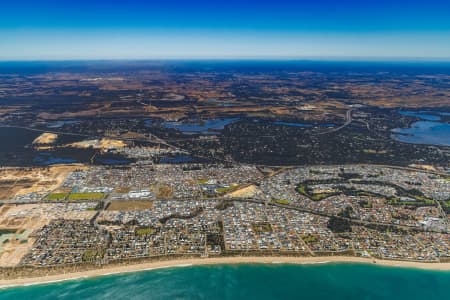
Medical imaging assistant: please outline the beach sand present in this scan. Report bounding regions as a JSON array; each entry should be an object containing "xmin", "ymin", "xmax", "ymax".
[{"xmin": 1, "ymin": 256, "xmax": 450, "ymax": 289}]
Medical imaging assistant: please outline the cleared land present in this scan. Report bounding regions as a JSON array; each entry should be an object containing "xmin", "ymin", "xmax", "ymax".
[
  {"xmin": 0, "ymin": 165, "xmax": 86, "ymax": 199},
  {"xmin": 32, "ymin": 132, "xmax": 58, "ymax": 144},
  {"xmin": 0, "ymin": 203, "xmax": 97, "ymax": 267},
  {"xmin": 66, "ymin": 139, "xmax": 127, "ymax": 150},
  {"xmin": 107, "ymin": 200, "xmax": 153, "ymax": 211},
  {"xmin": 0, "ymin": 180, "xmax": 36, "ymax": 200},
  {"xmin": 0, "ymin": 230, "xmax": 34, "ymax": 267},
  {"xmin": 225, "ymin": 184, "xmax": 258, "ymax": 198}
]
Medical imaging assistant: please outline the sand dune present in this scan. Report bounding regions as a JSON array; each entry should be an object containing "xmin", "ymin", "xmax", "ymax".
[{"xmin": 32, "ymin": 133, "xmax": 58, "ymax": 144}]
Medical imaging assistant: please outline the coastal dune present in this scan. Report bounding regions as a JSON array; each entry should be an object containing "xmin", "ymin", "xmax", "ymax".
[{"xmin": 1, "ymin": 256, "xmax": 450, "ymax": 289}]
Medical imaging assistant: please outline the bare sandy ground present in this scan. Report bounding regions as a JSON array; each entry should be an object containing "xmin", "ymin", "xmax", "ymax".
[
  {"xmin": 225, "ymin": 184, "xmax": 258, "ymax": 198},
  {"xmin": 0, "ymin": 164, "xmax": 86, "ymax": 198},
  {"xmin": 32, "ymin": 133, "xmax": 58, "ymax": 145},
  {"xmin": 0, "ymin": 238, "xmax": 35, "ymax": 267},
  {"xmin": 1, "ymin": 256, "xmax": 449, "ymax": 289},
  {"xmin": 0, "ymin": 203, "xmax": 97, "ymax": 267},
  {"xmin": 66, "ymin": 138, "xmax": 127, "ymax": 150}
]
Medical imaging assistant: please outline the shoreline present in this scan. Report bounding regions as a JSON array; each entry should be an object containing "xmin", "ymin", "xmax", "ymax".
[{"xmin": 1, "ymin": 256, "xmax": 450, "ymax": 289}]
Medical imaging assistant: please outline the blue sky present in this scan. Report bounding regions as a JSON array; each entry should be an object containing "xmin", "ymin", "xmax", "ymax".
[{"xmin": 1, "ymin": 0, "xmax": 450, "ymax": 60}]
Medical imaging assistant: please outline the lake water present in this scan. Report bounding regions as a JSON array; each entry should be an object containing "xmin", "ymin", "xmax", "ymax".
[
  {"xmin": 392, "ymin": 110, "xmax": 450, "ymax": 146},
  {"xmin": 398, "ymin": 110, "xmax": 443, "ymax": 121},
  {"xmin": 46, "ymin": 120, "xmax": 80, "ymax": 129},
  {"xmin": 146, "ymin": 118, "xmax": 239, "ymax": 134},
  {"xmin": 0, "ymin": 127, "xmax": 131, "ymax": 166},
  {"xmin": 1, "ymin": 263, "xmax": 449, "ymax": 300},
  {"xmin": 33, "ymin": 152, "xmax": 78, "ymax": 165}
]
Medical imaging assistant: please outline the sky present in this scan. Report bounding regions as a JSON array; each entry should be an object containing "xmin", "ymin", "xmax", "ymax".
[{"xmin": 1, "ymin": 0, "xmax": 450, "ymax": 60}]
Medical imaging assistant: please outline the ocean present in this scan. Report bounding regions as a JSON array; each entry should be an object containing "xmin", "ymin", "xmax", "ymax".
[{"xmin": 1, "ymin": 263, "xmax": 449, "ymax": 300}]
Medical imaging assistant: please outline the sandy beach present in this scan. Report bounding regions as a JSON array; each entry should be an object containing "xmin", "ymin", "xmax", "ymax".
[{"xmin": 1, "ymin": 256, "xmax": 450, "ymax": 289}]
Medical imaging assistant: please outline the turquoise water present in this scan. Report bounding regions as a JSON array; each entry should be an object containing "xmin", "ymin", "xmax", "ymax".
[{"xmin": 1, "ymin": 263, "xmax": 450, "ymax": 300}]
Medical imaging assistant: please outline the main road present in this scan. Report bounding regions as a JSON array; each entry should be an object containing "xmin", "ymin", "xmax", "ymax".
[{"xmin": 317, "ymin": 108, "xmax": 354, "ymax": 135}]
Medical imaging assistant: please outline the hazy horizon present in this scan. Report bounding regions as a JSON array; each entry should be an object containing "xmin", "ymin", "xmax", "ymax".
[{"xmin": 2, "ymin": 57, "xmax": 450, "ymax": 63}]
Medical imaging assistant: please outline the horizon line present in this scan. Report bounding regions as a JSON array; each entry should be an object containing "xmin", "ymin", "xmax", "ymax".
[{"xmin": 1, "ymin": 56, "xmax": 450, "ymax": 63}]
